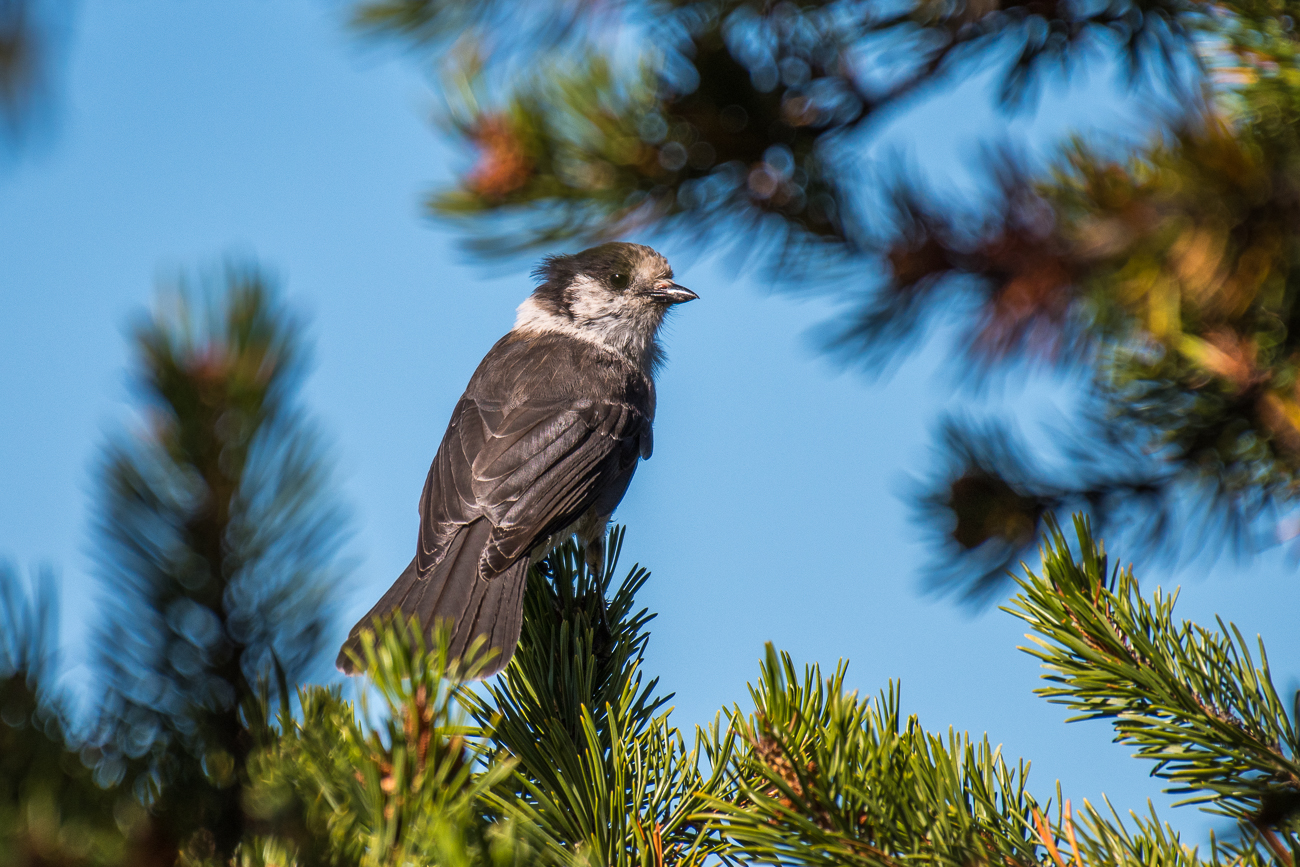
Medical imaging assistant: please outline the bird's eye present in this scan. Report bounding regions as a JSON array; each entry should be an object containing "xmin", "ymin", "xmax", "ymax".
[{"xmin": 610, "ymin": 272, "xmax": 630, "ymax": 290}]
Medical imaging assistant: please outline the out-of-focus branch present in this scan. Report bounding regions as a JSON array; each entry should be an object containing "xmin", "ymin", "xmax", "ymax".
[
  {"xmin": 0, "ymin": 0, "xmax": 63, "ymax": 145},
  {"xmin": 914, "ymin": 407, "xmax": 1285, "ymax": 601},
  {"xmin": 0, "ymin": 568, "xmax": 170, "ymax": 867},
  {"xmin": 0, "ymin": 0, "xmax": 39, "ymax": 131},
  {"xmin": 93, "ymin": 265, "xmax": 347, "ymax": 862},
  {"xmin": 878, "ymin": 110, "xmax": 1300, "ymax": 595},
  {"xmin": 357, "ymin": 0, "xmax": 1198, "ymax": 256}
]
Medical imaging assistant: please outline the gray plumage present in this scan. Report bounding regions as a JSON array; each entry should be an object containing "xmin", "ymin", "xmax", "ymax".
[{"xmin": 337, "ymin": 243, "xmax": 696, "ymax": 677}]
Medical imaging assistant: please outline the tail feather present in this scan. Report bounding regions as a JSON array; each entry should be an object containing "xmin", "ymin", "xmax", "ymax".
[
  {"xmin": 448, "ymin": 559, "xmax": 528, "ymax": 678},
  {"xmin": 484, "ymin": 562, "xmax": 528, "ymax": 675},
  {"xmin": 336, "ymin": 519, "xmax": 528, "ymax": 678},
  {"xmin": 422, "ymin": 520, "xmax": 489, "ymax": 647}
]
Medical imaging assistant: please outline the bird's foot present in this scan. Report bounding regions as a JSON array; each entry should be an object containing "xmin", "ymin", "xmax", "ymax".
[
  {"xmin": 595, "ymin": 594, "xmax": 612, "ymax": 637},
  {"xmin": 584, "ymin": 534, "xmax": 605, "ymax": 580},
  {"xmin": 581, "ymin": 529, "xmax": 612, "ymax": 648}
]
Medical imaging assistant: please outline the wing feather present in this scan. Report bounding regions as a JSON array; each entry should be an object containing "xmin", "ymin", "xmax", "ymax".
[{"xmin": 418, "ymin": 397, "xmax": 646, "ymax": 579}]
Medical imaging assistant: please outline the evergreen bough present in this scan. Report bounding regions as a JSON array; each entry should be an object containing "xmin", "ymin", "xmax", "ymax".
[{"xmin": 8, "ymin": 511, "xmax": 1300, "ymax": 865}]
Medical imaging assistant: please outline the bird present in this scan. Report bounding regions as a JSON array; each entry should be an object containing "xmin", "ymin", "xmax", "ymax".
[{"xmin": 337, "ymin": 242, "xmax": 697, "ymax": 677}]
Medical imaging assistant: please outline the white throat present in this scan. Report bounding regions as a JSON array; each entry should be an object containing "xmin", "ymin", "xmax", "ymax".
[{"xmin": 512, "ymin": 282, "xmax": 665, "ymax": 375}]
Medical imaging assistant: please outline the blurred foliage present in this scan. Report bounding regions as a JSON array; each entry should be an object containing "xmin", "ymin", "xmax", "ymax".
[
  {"xmin": 360, "ymin": 0, "xmax": 1191, "ymax": 254},
  {"xmin": 876, "ymin": 110, "xmax": 1300, "ymax": 587},
  {"xmin": 0, "ymin": 569, "xmax": 150, "ymax": 867},
  {"xmin": 0, "ymin": 0, "xmax": 38, "ymax": 132},
  {"xmin": 0, "ymin": 0, "xmax": 60, "ymax": 144},
  {"xmin": 353, "ymin": 0, "xmax": 1300, "ymax": 594},
  {"xmin": 90, "ymin": 267, "xmax": 347, "ymax": 861}
]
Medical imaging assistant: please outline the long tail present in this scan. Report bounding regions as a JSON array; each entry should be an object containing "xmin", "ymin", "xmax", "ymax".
[{"xmin": 335, "ymin": 519, "xmax": 529, "ymax": 678}]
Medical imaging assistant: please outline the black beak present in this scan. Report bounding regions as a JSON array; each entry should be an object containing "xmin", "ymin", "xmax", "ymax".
[{"xmin": 649, "ymin": 282, "xmax": 699, "ymax": 305}]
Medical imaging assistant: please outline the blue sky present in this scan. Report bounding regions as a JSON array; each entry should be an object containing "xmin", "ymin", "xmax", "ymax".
[{"xmin": 4, "ymin": 0, "xmax": 1300, "ymax": 845}]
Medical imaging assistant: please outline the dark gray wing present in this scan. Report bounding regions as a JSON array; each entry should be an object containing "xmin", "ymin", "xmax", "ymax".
[{"xmin": 418, "ymin": 394, "xmax": 649, "ymax": 578}]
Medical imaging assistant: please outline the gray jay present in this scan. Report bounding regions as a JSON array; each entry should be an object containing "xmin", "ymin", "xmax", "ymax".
[{"xmin": 337, "ymin": 242, "xmax": 696, "ymax": 677}]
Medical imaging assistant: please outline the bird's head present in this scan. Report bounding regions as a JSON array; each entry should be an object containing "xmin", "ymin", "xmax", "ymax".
[{"xmin": 515, "ymin": 242, "xmax": 697, "ymax": 371}]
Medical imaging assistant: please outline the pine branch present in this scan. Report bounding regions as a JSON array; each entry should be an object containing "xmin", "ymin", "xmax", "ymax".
[
  {"xmin": 252, "ymin": 617, "xmax": 528, "ymax": 867},
  {"xmin": 1009, "ymin": 515, "xmax": 1300, "ymax": 850},
  {"xmin": 1066, "ymin": 799, "xmax": 1228, "ymax": 867},
  {"xmin": 698, "ymin": 645, "xmax": 1045, "ymax": 867},
  {"xmin": 465, "ymin": 528, "xmax": 733, "ymax": 866}
]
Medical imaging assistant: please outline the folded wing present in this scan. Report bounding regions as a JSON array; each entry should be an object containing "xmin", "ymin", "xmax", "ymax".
[{"xmin": 337, "ymin": 389, "xmax": 649, "ymax": 676}]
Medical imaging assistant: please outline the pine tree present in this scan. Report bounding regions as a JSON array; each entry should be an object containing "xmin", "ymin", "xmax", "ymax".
[{"xmin": 90, "ymin": 266, "xmax": 346, "ymax": 863}]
